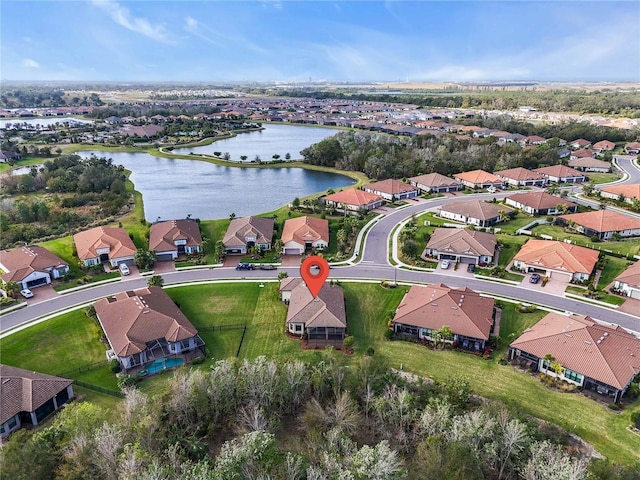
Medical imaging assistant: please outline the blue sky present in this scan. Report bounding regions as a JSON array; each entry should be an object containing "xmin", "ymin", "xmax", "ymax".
[{"xmin": 2, "ymin": 1, "xmax": 639, "ymax": 82}]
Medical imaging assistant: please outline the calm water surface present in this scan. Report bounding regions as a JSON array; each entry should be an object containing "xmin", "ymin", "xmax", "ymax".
[
  {"xmin": 79, "ymin": 151, "xmax": 355, "ymax": 221},
  {"xmin": 173, "ymin": 124, "xmax": 341, "ymax": 161}
]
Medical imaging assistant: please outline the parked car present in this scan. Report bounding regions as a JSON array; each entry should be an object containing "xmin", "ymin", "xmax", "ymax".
[
  {"xmin": 529, "ymin": 273, "xmax": 541, "ymax": 284},
  {"xmin": 236, "ymin": 263, "xmax": 255, "ymax": 270},
  {"xmin": 119, "ymin": 263, "xmax": 130, "ymax": 276},
  {"xmin": 467, "ymin": 263, "xmax": 476, "ymax": 273},
  {"xmin": 20, "ymin": 288, "xmax": 34, "ymax": 298},
  {"xmin": 440, "ymin": 260, "xmax": 450, "ymax": 269},
  {"xmin": 487, "ymin": 186, "xmax": 497, "ymax": 194},
  {"xmin": 259, "ymin": 264, "xmax": 277, "ymax": 270}
]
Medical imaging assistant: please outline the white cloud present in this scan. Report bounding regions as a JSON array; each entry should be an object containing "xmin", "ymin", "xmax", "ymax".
[
  {"xmin": 92, "ymin": 0, "xmax": 173, "ymax": 44},
  {"xmin": 183, "ymin": 16, "xmax": 267, "ymax": 54},
  {"xmin": 22, "ymin": 58, "xmax": 39, "ymax": 68}
]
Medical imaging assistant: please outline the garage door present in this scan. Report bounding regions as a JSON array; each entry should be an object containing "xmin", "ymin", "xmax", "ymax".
[
  {"xmin": 284, "ymin": 248, "xmax": 301, "ymax": 255},
  {"xmin": 459, "ymin": 257, "xmax": 476, "ymax": 264},
  {"xmin": 26, "ymin": 277, "xmax": 48, "ymax": 288},
  {"xmin": 155, "ymin": 253, "xmax": 174, "ymax": 262},
  {"xmin": 630, "ymin": 289, "xmax": 640, "ymax": 300}
]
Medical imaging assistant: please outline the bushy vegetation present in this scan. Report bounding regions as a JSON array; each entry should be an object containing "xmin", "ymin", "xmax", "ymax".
[{"xmin": 0, "ymin": 356, "xmax": 615, "ymax": 480}]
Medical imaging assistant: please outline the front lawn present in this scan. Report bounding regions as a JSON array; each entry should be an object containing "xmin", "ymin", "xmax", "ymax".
[
  {"xmin": 586, "ymin": 172, "xmax": 623, "ymax": 185},
  {"xmin": 498, "ymin": 212, "xmax": 542, "ymax": 234},
  {"xmin": 531, "ymin": 225, "xmax": 640, "ymax": 257},
  {"xmin": 597, "ymin": 256, "xmax": 633, "ymax": 290},
  {"xmin": 496, "ymin": 234, "xmax": 529, "ymax": 268}
]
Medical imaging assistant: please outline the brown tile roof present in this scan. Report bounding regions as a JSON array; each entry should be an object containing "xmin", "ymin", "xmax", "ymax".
[
  {"xmin": 571, "ymin": 149, "xmax": 595, "ymax": 158},
  {"xmin": 363, "ymin": 179, "xmax": 418, "ymax": 196},
  {"xmin": 426, "ymin": 228, "xmax": 496, "ymax": 257},
  {"xmin": 593, "ymin": 140, "xmax": 615, "ymax": 150},
  {"xmin": 281, "ymin": 216, "xmax": 329, "ymax": 245},
  {"xmin": 626, "ymin": 142, "xmax": 640, "ymax": 151},
  {"xmin": 506, "ymin": 191, "xmax": 577, "ymax": 211},
  {"xmin": 409, "ymin": 173, "xmax": 461, "ymax": 189},
  {"xmin": 73, "ymin": 227, "xmax": 137, "ymax": 261},
  {"xmin": 453, "ymin": 169, "xmax": 502, "ymax": 185},
  {"xmin": 222, "ymin": 216, "xmax": 274, "ymax": 247},
  {"xmin": 322, "ymin": 188, "xmax": 383, "ymax": 207},
  {"xmin": 615, "ymin": 260, "xmax": 640, "ymax": 289},
  {"xmin": 600, "ymin": 183, "xmax": 640, "ymax": 201},
  {"xmin": 0, "ymin": 365, "xmax": 73, "ymax": 424},
  {"xmin": 526, "ymin": 135, "xmax": 547, "ymax": 143},
  {"xmin": 279, "ymin": 277, "xmax": 305, "ymax": 293},
  {"xmin": 559, "ymin": 210, "xmax": 640, "ymax": 234},
  {"xmin": 0, "ymin": 246, "xmax": 68, "ymax": 283},
  {"xmin": 570, "ymin": 138, "xmax": 591, "ymax": 147},
  {"xmin": 494, "ymin": 167, "xmax": 546, "ymax": 182},
  {"xmin": 393, "ymin": 284, "xmax": 494, "ymax": 340},
  {"xmin": 94, "ymin": 287, "xmax": 199, "ymax": 357},
  {"xmin": 510, "ymin": 313, "xmax": 640, "ymax": 390},
  {"xmin": 533, "ymin": 165, "xmax": 585, "ymax": 179},
  {"xmin": 285, "ymin": 281, "xmax": 347, "ymax": 329},
  {"xmin": 568, "ymin": 157, "xmax": 610, "ymax": 169},
  {"xmin": 149, "ymin": 219, "xmax": 202, "ymax": 252},
  {"xmin": 513, "ymin": 239, "xmax": 599, "ymax": 275},
  {"xmin": 440, "ymin": 200, "xmax": 513, "ymax": 221}
]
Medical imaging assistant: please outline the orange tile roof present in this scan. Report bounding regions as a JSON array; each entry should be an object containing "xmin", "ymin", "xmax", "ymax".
[
  {"xmin": 615, "ymin": 260, "xmax": 640, "ymax": 289},
  {"xmin": 426, "ymin": 228, "xmax": 496, "ymax": 257},
  {"xmin": 0, "ymin": 246, "xmax": 68, "ymax": 283},
  {"xmin": 393, "ymin": 283, "xmax": 494, "ymax": 340},
  {"xmin": 222, "ymin": 216, "xmax": 274, "ymax": 247},
  {"xmin": 513, "ymin": 239, "xmax": 599, "ymax": 275},
  {"xmin": 281, "ymin": 216, "xmax": 329, "ymax": 245},
  {"xmin": 322, "ymin": 188, "xmax": 383, "ymax": 207},
  {"xmin": 533, "ymin": 165, "xmax": 585, "ymax": 179},
  {"xmin": 600, "ymin": 183, "xmax": 640, "ymax": 201},
  {"xmin": 506, "ymin": 191, "xmax": 577, "ymax": 211},
  {"xmin": 440, "ymin": 200, "xmax": 513, "ymax": 221},
  {"xmin": 559, "ymin": 210, "xmax": 640, "ymax": 234},
  {"xmin": 73, "ymin": 227, "xmax": 136, "ymax": 261},
  {"xmin": 453, "ymin": 169, "xmax": 502, "ymax": 185},
  {"xmin": 510, "ymin": 312, "xmax": 640, "ymax": 390},
  {"xmin": 409, "ymin": 172, "xmax": 461, "ymax": 188}
]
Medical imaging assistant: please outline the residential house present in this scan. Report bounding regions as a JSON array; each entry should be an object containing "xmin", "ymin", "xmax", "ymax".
[
  {"xmin": 593, "ymin": 140, "xmax": 616, "ymax": 153},
  {"xmin": 0, "ymin": 150, "xmax": 22, "ymax": 163},
  {"xmin": 509, "ymin": 313, "xmax": 640, "ymax": 403},
  {"xmin": 222, "ymin": 216, "xmax": 274, "ymax": 255},
  {"xmin": 281, "ymin": 216, "xmax": 329, "ymax": 255},
  {"xmin": 94, "ymin": 286, "xmax": 205, "ymax": 371},
  {"xmin": 569, "ymin": 139, "xmax": 591, "ymax": 150},
  {"xmin": 73, "ymin": 227, "xmax": 137, "ymax": 268},
  {"xmin": 362, "ymin": 179, "xmax": 419, "ymax": 201},
  {"xmin": 505, "ymin": 192, "xmax": 578, "ymax": 216},
  {"xmin": 494, "ymin": 167, "xmax": 547, "ymax": 187},
  {"xmin": 624, "ymin": 142, "xmax": 640, "ymax": 155},
  {"xmin": 392, "ymin": 284, "xmax": 495, "ymax": 352},
  {"xmin": 533, "ymin": 165, "xmax": 588, "ymax": 183},
  {"xmin": 567, "ymin": 157, "xmax": 611, "ymax": 173},
  {"xmin": 453, "ymin": 169, "xmax": 505, "ymax": 190},
  {"xmin": 408, "ymin": 173, "xmax": 463, "ymax": 193},
  {"xmin": 613, "ymin": 261, "xmax": 640, "ymax": 299},
  {"xmin": 149, "ymin": 219, "xmax": 203, "ymax": 261},
  {"xmin": 423, "ymin": 228, "xmax": 496, "ymax": 266},
  {"xmin": 322, "ymin": 188, "xmax": 384, "ymax": 212},
  {"xmin": 0, "ymin": 365, "xmax": 74, "ymax": 439},
  {"xmin": 0, "ymin": 246, "xmax": 69, "ymax": 291},
  {"xmin": 279, "ymin": 277, "xmax": 305, "ymax": 302},
  {"xmin": 512, "ymin": 239, "xmax": 598, "ymax": 281},
  {"xmin": 570, "ymin": 149, "xmax": 597, "ymax": 161},
  {"xmin": 557, "ymin": 210, "xmax": 640, "ymax": 240},
  {"xmin": 599, "ymin": 184, "xmax": 640, "ymax": 205},
  {"xmin": 282, "ymin": 279, "xmax": 347, "ymax": 344},
  {"xmin": 438, "ymin": 200, "xmax": 514, "ymax": 227},
  {"xmin": 525, "ymin": 135, "xmax": 547, "ymax": 146}
]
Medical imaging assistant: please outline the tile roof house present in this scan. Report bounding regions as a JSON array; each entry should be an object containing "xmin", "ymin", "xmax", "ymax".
[
  {"xmin": 509, "ymin": 313, "xmax": 640, "ymax": 403},
  {"xmin": 408, "ymin": 173, "xmax": 463, "ymax": 193},
  {"xmin": 512, "ymin": 239, "xmax": 599, "ymax": 281},
  {"xmin": 592, "ymin": 140, "xmax": 616, "ymax": 153},
  {"xmin": 525, "ymin": 135, "xmax": 547, "ymax": 145},
  {"xmin": 94, "ymin": 287, "xmax": 205, "ymax": 371},
  {"xmin": 423, "ymin": 228, "xmax": 496, "ymax": 266},
  {"xmin": 624, "ymin": 142, "xmax": 640, "ymax": 155},
  {"xmin": 533, "ymin": 165, "xmax": 588, "ymax": 183},
  {"xmin": 567, "ymin": 157, "xmax": 611, "ymax": 173},
  {"xmin": 0, "ymin": 150, "xmax": 22, "ymax": 163},
  {"xmin": 73, "ymin": 226, "xmax": 137, "ymax": 268},
  {"xmin": 599, "ymin": 183, "xmax": 640, "ymax": 205},
  {"xmin": 279, "ymin": 277, "xmax": 305, "ymax": 302},
  {"xmin": 453, "ymin": 169, "xmax": 505, "ymax": 190},
  {"xmin": 613, "ymin": 260, "xmax": 640, "ymax": 300},
  {"xmin": 0, "ymin": 364, "xmax": 74, "ymax": 438},
  {"xmin": 557, "ymin": 210, "xmax": 640, "ymax": 240},
  {"xmin": 494, "ymin": 167, "xmax": 547, "ymax": 187},
  {"xmin": 281, "ymin": 279, "xmax": 347, "ymax": 344},
  {"xmin": 222, "ymin": 216, "xmax": 274, "ymax": 255},
  {"xmin": 392, "ymin": 284, "xmax": 495, "ymax": 351},
  {"xmin": 322, "ymin": 188, "xmax": 384, "ymax": 212},
  {"xmin": 570, "ymin": 149, "xmax": 597, "ymax": 160},
  {"xmin": 0, "ymin": 245, "xmax": 69, "ymax": 291},
  {"xmin": 505, "ymin": 192, "xmax": 578, "ymax": 216},
  {"xmin": 362, "ymin": 179, "xmax": 419, "ymax": 201},
  {"xmin": 438, "ymin": 200, "xmax": 514, "ymax": 227},
  {"xmin": 281, "ymin": 216, "xmax": 329, "ymax": 255},
  {"xmin": 569, "ymin": 139, "xmax": 592, "ymax": 150},
  {"xmin": 149, "ymin": 219, "xmax": 203, "ymax": 261}
]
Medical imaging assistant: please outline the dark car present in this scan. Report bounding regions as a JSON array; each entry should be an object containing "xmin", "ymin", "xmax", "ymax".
[
  {"xmin": 235, "ymin": 263, "xmax": 255, "ymax": 271},
  {"xmin": 529, "ymin": 273, "xmax": 541, "ymax": 284},
  {"xmin": 467, "ymin": 264, "xmax": 476, "ymax": 273},
  {"xmin": 259, "ymin": 264, "xmax": 277, "ymax": 270}
]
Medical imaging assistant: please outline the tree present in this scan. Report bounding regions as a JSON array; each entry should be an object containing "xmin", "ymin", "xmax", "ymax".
[
  {"xmin": 291, "ymin": 197, "xmax": 300, "ymax": 209},
  {"xmin": 240, "ymin": 155, "xmax": 248, "ymax": 162},
  {"xmin": 214, "ymin": 241, "xmax": 226, "ymax": 261},
  {"xmin": 273, "ymin": 238, "xmax": 284, "ymax": 256},
  {"xmin": 545, "ymin": 183, "xmax": 560, "ymax": 195},
  {"xmin": 229, "ymin": 212, "xmax": 236, "ymax": 220},
  {"xmin": 3, "ymin": 281, "xmax": 20, "ymax": 298},
  {"xmin": 147, "ymin": 275, "xmax": 164, "ymax": 287},
  {"xmin": 134, "ymin": 249, "xmax": 155, "ymax": 269},
  {"xmin": 285, "ymin": 152, "xmax": 291, "ymax": 160}
]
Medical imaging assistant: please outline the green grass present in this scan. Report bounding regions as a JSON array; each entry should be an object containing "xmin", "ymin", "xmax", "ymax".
[
  {"xmin": 565, "ymin": 286, "xmax": 626, "ymax": 306},
  {"xmin": 496, "ymin": 234, "xmax": 529, "ymax": 268},
  {"xmin": 531, "ymin": 225, "xmax": 640, "ymax": 257},
  {"xmin": 587, "ymin": 172, "xmax": 623, "ymax": 185},
  {"xmin": 475, "ymin": 267, "xmax": 524, "ymax": 282},
  {"xmin": 498, "ymin": 213, "xmax": 542, "ymax": 234},
  {"xmin": 494, "ymin": 303, "xmax": 547, "ymax": 354},
  {"xmin": 40, "ymin": 236, "xmax": 80, "ymax": 276},
  {"xmin": 598, "ymin": 256, "xmax": 632, "ymax": 290},
  {"xmin": 119, "ymin": 176, "xmax": 149, "ymax": 248}
]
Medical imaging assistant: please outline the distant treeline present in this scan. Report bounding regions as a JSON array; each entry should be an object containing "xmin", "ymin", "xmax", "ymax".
[
  {"xmin": 270, "ymin": 88, "xmax": 640, "ymax": 117},
  {"xmin": 0, "ymin": 89, "xmax": 103, "ymax": 109}
]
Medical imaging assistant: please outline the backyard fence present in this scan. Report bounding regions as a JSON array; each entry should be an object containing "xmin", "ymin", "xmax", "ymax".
[
  {"xmin": 72, "ymin": 379, "xmax": 124, "ymax": 398},
  {"xmin": 199, "ymin": 323, "xmax": 246, "ymax": 332},
  {"xmin": 56, "ymin": 360, "xmax": 110, "ymax": 378}
]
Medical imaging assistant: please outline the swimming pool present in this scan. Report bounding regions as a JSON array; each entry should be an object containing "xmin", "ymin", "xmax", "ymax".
[{"xmin": 146, "ymin": 357, "xmax": 184, "ymax": 374}]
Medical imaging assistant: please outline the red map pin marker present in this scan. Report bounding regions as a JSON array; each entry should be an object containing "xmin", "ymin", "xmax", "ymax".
[{"xmin": 301, "ymin": 256, "xmax": 330, "ymax": 298}]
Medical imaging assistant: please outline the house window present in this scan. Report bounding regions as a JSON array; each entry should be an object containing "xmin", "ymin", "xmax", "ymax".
[
  {"xmin": 7, "ymin": 417, "xmax": 17, "ymax": 429},
  {"xmin": 564, "ymin": 369, "xmax": 583, "ymax": 383},
  {"xmin": 294, "ymin": 324, "xmax": 302, "ymax": 332}
]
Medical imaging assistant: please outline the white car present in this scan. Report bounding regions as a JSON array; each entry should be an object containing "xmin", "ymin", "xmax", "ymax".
[
  {"xmin": 118, "ymin": 263, "xmax": 130, "ymax": 276},
  {"xmin": 440, "ymin": 260, "xmax": 450, "ymax": 269},
  {"xmin": 20, "ymin": 288, "xmax": 34, "ymax": 298},
  {"xmin": 487, "ymin": 186, "xmax": 497, "ymax": 194}
]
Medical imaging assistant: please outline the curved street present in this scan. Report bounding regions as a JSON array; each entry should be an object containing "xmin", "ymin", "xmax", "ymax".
[{"xmin": 2, "ymin": 157, "xmax": 639, "ymax": 336}]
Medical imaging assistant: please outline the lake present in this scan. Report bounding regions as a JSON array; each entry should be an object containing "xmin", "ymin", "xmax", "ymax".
[
  {"xmin": 78, "ymin": 151, "xmax": 355, "ymax": 221},
  {"xmin": 172, "ymin": 123, "xmax": 341, "ymax": 161}
]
